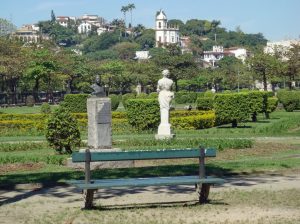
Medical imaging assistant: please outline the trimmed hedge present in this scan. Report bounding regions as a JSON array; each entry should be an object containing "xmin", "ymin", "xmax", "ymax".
[
  {"xmin": 277, "ymin": 90, "xmax": 300, "ymax": 112},
  {"xmin": 214, "ymin": 93, "xmax": 251, "ymax": 127},
  {"xmin": 266, "ymin": 97, "xmax": 279, "ymax": 113},
  {"xmin": 171, "ymin": 112, "xmax": 215, "ymax": 130},
  {"xmin": 109, "ymin": 94, "xmax": 120, "ymax": 111},
  {"xmin": 196, "ymin": 97, "xmax": 214, "ymax": 110},
  {"xmin": 122, "ymin": 93, "xmax": 136, "ymax": 109},
  {"xmin": 62, "ymin": 94, "xmax": 89, "ymax": 113},
  {"xmin": 136, "ymin": 93, "xmax": 149, "ymax": 99},
  {"xmin": 40, "ymin": 103, "xmax": 51, "ymax": 114},
  {"xmin": 126, "ymin": 99, "xmax": 160, "ymax": 130},
  {"xmin": 175, "ymin": 91, "xmax": 199, "ymax": 104},
  {"xmin": 148, "ymin": 92, "xmax": 158, "ymax": 98}
]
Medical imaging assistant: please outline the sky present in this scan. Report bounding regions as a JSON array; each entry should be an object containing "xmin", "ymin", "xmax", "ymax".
[{"xmin": 1, "ymin": 0, "xmax": 300, "ymax": 41}]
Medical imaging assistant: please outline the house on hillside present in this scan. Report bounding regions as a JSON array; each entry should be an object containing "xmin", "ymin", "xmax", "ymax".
[
  {"xmin": 155, "ymin": 10, "xmax": 180, "ymax": 47},
  {"xmin": 11, "ymin": 25, "xmax": 40, "ymax": 43},
  {"xmin": 78, "ymin": 21, "xmax": 92, "ymax": 34},
  {"xmin": 56, "ymin": 16, "xmax": 76, "ymax": 27},
  {"xmin": 203, "ymin": 45, "xmax": 248, "ymax": 67}
]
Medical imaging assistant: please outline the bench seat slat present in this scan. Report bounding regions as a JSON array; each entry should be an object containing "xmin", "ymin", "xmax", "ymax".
[
  {"xmin": 72, "ymin": 148, "xmax": 216, "ymax": 162},
  {"xmin": 67, "ymin": 176, "xmax": 224, "ymax": 189}
]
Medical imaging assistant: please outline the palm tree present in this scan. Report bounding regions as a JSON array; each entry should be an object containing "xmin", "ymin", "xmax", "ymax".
[
  {"xmin": 121, "ymin": 5, "xmax": 129, "ymax": 28},
  {"xmin": 127, "ymin": 3, "xmax": 135, "ymax": 28}
]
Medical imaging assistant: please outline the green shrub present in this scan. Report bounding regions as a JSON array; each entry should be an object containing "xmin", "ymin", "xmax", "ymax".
[
  {"xmin": 109, "ymin": 94, "xmax": 120, "ymax": 111},
  {"xmin": 170, "ymin": 110, "xmax": 209, "ymax": 117},
  {"xmin": 175, "ymin": 91, "xmax": 198, "ymax": 104},
  {"xmin": 214, "ymin": 93, "xmax": 251, "ymax": 127},
  {"xmin": 196, "ymin": 97, "xmax": 214, "ymax": 110},
  {"xmin": 277, "ymin": 90, "xmax": 300, "ymax": 112},
  {"xmin": 266, "ymin": 97, "xmax": 279, "ymax": 113},
  {"xmin": 46, "ymin": 107, "xmax": 81, "ymax": 154},
  {"xmin": 171, "ymin": 112, "xmax": 215, "ymax": 130},
  {"xmin": 247, "ymin": 91, "xmax": 265, "ymax": 121},
  {"xmin": 204, "ymin": 91, "xmax": 215, "ymax": 97},
  {"xmin": 136, "ymin": 93, "xmax": 149, "ymax": 99},
  {"xmin": 62, "ymin": 94, "xmax": 89, "ymax": 113},
  {"xmin": 148, "ymin": 92, "xmax": 158, "ymax": 98},
  {"xmin": 40, "ymin": 103, "xmax": 51, "ymax": 114},
  {"xmin": 126, "ymin": 99, "xmax": 160, "ymax": 130},
  {"xmin": 122, "ymin": 93, "xmax": 136, "ymax": 109},
  {"xmin": 26, "ymin": 95, "xmax": 35, "ymax": 107}
]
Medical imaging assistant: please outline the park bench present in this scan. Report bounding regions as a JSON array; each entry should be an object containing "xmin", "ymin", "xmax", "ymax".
[{"xmin": 68, "ymin": 147, "xmax": 224, "ymax": 209}]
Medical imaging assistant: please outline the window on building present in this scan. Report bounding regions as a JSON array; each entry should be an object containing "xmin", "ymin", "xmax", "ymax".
[
  {"xmin": 159, "ymin": 36, "xmax": 161, "ymax": 42},
  {"xmin": 158, "ymin": 22, "xmax": 161, "ymax": 28},
  {"xmin": 171, "ymin": 36, "xmax": 174, "ymax": 42}
]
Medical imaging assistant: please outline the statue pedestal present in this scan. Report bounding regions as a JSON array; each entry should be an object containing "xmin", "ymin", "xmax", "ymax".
[
  {"xmin": 67, "ymin": 96, "xmax": 134, "ymax": 170},
  {"xmin": 87, "ymin": 97, "xmax": 112, "ymax": 149},
  {"xmin": 155, "ymin": 123, "xmax": 175, "ymax": 140}
]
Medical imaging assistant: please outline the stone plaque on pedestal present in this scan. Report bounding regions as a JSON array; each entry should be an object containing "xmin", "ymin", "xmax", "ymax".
[{"xmin": 87, "ymin": 97, "xmax": 112, "ymax": 149}]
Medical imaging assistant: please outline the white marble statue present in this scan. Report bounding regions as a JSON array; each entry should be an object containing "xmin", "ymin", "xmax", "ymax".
[{"xmin": 155, "ymin": 69, "xmax": 174, "ymax": 139}]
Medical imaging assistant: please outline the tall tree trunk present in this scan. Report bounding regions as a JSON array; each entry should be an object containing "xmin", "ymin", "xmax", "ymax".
[
  {"xmin": 232, "ymin": 119, "xmax": 238, "ymax": 128},
  {"xmin": 263, "ymin": 73, "xmax": 267, "ymax": 91},
  {"xmin": 33, "ymin": 79, "xmax": 39, "ymax": 102}
]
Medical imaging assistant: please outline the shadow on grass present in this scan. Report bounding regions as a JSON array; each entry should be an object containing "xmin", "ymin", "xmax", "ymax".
[
  {"xmin": 0, "ymin": 164, "xmax": 233, "ymax": 190},
  {"xmin": 92, "ymin": 199, "xmax": 228, "ymax": 211},
  {"xmin": 0, "ymin": 164, "xmax": 232, "ymax": 206}
]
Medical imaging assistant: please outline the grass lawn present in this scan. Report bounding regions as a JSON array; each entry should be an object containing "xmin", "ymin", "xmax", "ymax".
[
  {"xmin": 1, "ymin": 141, "xmax": 299, "ymax": 188},
  {"xmin": 0, "ymin": 105, "xmax": 59, "ymax": 114}
]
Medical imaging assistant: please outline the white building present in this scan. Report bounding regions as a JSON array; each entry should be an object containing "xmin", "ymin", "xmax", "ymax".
[
  {"xmin": 264, "ymin": 39, "xmax": 300, "ymax": 61},
  {"xmin": 155, "ymin": 10, "xmax": 180, "ymax": 47},
  {"xmin": 12, "ymin": 24, "xmax": 42, "ymax": 43},
  {"xmin": 225, "ymin": 47, "xmax": 248, "ymax": 62},
  {"xmin": 203, "ymin": 46, "xmax": 248, "ymax": 67},
  {"xmin": 78, "ymin": 21, "xmax": 92, "ymax": 34},
  {"xmin": 203, "ymin": 46, "xmax": 227, "ymax": 67},
  {"xmin": 56, "ymin": 16, "xmax": 69, "ymax": 27}
]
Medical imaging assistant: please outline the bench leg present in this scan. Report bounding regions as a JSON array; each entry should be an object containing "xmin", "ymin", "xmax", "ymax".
[
  {"xmin": 197, "ymin": 184, "xmax": 211, "ymax": 204},
  {"xmin": 83, "ymin": 189, "xmax": 94, "ymax": 209}
]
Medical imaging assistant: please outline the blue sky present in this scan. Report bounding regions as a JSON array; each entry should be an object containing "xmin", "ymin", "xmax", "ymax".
[{"xmin": 1, "ymin": 0, "xmax": 299, "ymax": 41}]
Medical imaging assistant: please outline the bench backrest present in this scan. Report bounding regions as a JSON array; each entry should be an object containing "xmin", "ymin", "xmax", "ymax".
[{"xmin": 72, "ymin": 148, "xmax": 216, "ymax": 163}]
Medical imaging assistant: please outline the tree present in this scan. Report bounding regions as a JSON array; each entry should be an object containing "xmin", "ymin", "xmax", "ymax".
[
  {"xmin": 189, "ymin": 35, "xmax": 203, "ymax": 56},
  {"xmin": 135, "ymin": 29, "xmax": 155, "ymax": 49},
  {"xmin": 0, "ymin": 38, "xmax": 28, "ymax": 103},
  {"xmin": 127, "ymin": 3, "xmax": 136, "ymax": 28},
  {"xmin": 218, "ymin": 56, "xmax": 244, "ymax": 90},
  {"xmin": 56, "ymin": 50, "xmax": 89, "ymax": 93},
  {"xmin": 51, "ymin": 10, "xmax": 56, "ymax": 23},
  {"xmin": 121, "ymin": 5, "xmax": 129, "ymax": 28},
  {"xmin": 284, "ymin": 44, "xmax": 300, "ymax": 89},
  {"xmin": 25, "ymin": 48, "xmax": 57, "ymax": 101},
  {"xmin": 46, "ymin": 106, "xmax": 81, "ymax": 154},
  {"xmin": 82, "ymin": 31, "xmax": 120, "ymax": 53},
  {"xmin": 99, "ymin": 60, "xmax": 132, "ymax": 94},
  {"xmin": 0, "ymin": 18, "xmax": 16, "ymax": 36},
  {"xmin": 112, "ymin": 42, "xmax": 140, "ymax": 60},
  {"xmin": 153, "ymin": 49, "xmax": 198, "ymax": 92},
  {"xmin": 248, "ymin": 52, "xmax": 281, "ymax": 91}
]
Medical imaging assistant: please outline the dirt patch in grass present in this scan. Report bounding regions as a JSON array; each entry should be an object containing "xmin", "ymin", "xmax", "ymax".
[{"xmin": 0, "ymin": 163, "xmax": 44, "ymax": 174}]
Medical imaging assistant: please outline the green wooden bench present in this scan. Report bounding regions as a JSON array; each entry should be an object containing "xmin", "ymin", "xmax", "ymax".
[{"xmin": 68, "ymin": 147, "xmax": 224, "ymax": 209}]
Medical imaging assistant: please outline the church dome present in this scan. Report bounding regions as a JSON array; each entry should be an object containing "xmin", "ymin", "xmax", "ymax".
[{"xmin": 156, "ymin": 10, "xmax": 167, "ymax": 20}]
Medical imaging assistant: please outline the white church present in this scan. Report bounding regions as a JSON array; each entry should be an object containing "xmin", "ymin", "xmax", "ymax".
[{"xmin": 155, "ymin": 10, "xmax": 180, "ymax": 47}]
